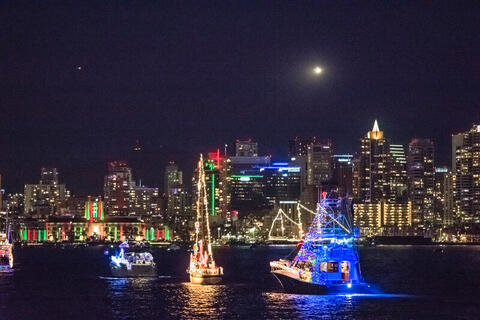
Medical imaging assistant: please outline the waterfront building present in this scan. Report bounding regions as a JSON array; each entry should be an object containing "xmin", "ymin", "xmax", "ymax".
[
  {"xmin": 407, "ymin": 139, "xmax": 435, "ymax": 233},
  {"xmin": 453, "ymin": 124, "xmax": 480, "ymax": 226},
  {"xmin": 24, "ymin": 168, "xmax": 66, "ymax": 215},
  {"xmin": 103, "ymin": 161, "xmax": 135, "ymax": 216},
  {"xmin": 84, "ymin": 196, "xmax": 104, "ymax": 222},
  {"xmin": 17, "ymin": 216, "xmax": 172, "ymax": 243}
]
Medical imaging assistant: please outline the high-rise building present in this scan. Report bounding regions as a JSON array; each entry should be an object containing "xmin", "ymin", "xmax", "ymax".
[
  {"xmin": 164, "ymin": 161, "xmax": 183, "ymax": 194},
  {"xmin": 354, "ymin": 120, "xmax": 389, "ymax": 202},
  {"xmin": 261, "ymin": 163, "xmax": 301, "ymax": 207},
  {"xmin": 24, "ymin": 168, "xmax": 66, "ymax": 215},
  {"xmin": 307, "ymin": 141, "xmax": 333, "ymax": 186},
  {"xmin": 166, "ymin": 184, "xmax": 191, "ymax": 238},
  {"xmin": 434, "ymin": 167, "xmax": 454, "ymax": 227},
  {"xmin": 289, "ymin": 137, "xmax": 316, "ymax": 157},
  {"xmin": 225, "ymin": 155, "xmax": 270, "ymax": 213},
  {"xmin": 453, "ymin": 124, "xmax": 480, "ymax": 226},
  {"xmin": 407, "ymin": 139, "xmax": 435, "ymax": 233},
  {"xmin": 103, "ymin": 161, "xmax": 135, "ymax": 216},
  {"xmin": 133, "ymin": 185, "xmax": 160, "ymax": 216},
  {"xmin": 332, "ymin": 155, "xmax": 353, "ymax": 196},
  {"xmin": 235, "ymin": 139, "xmax": 258, "ymax": 157},
  {"xmin": 353, "ymin": 121, "xmax": 411, "ymax": 236}
]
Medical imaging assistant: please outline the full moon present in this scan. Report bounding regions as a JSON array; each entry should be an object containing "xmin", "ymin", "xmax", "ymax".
[{"xmin": 313, "ymin": 66, "xmax": 323, "ymax": 74}]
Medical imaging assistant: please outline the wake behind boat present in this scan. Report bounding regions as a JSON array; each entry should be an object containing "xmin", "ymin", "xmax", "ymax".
[
  {"xmin": 110, "ymin": 243, "xmax": 156, "ymax": 277},
  {"xmin": 270, "ymin": 192, "xmax": 372, "ymax": 294},
  {"xmin": 188, "ymin": 155, "xmax": 223, "ymax": 285}
]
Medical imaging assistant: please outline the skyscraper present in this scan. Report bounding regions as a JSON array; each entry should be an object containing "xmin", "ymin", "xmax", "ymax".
[
  {"xmin": 164, "ymin": 161, "xmax": 183, "ymax": 194},
  {"xmin": 407, "ymin": 138, "xmax": 435, "ymax": 234},
  {"xmin": 332, "ymin": 155, "xmax": 354, "ymax": 196},
  {"xmin": 103, "ymin": 161, "xmax": 135, "ymax": 216},
  {"xmin": 353, "ymin": 121, "xmax": 411, "ymax": 236},
  {"xmin": 453, "ymin": 124, "xmax": 480, "ymax": 226},
  {"xmin": 24, "ymin": 168, "xmax": 66, "ymax": 215},
  {"xmin": 307, "ymin": 141, "xmax": 333, "ymax": 186}
]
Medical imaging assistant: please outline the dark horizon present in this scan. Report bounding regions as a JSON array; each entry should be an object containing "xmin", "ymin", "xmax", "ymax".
[{"xmin": 1, "ymin": 1, "xmax": 479, "ymax": 195}]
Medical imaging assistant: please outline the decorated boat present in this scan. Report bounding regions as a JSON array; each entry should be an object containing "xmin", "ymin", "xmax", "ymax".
[
  {"xmin": 270, "ymin": 192, "xmax": 371, "ymax": 294},
  {"xmin": 188, "ymin": 155, "xmax": 223, "ymax": 285},
  {"xmin": 0, "ymin": 233, "xmax": 13, "ymax": 269},
  {"xmin": 110, "ymin": 243, "xmax": 156, "ymax": 277}
]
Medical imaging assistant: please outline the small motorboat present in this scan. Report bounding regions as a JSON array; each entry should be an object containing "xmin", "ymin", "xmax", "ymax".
[{"xmin": 110, "ymin": 243, "xmax": 156, "ymax": 277}]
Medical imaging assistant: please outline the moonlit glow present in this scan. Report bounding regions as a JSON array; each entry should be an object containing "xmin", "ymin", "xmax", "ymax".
[{"xmin": 313, "ymin": 66, "xmax": 323, "ymax": 74}]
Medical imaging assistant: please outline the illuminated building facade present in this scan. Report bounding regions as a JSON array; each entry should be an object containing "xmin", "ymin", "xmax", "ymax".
[
  {"xmin": 307, "ymin": 141, "xmax": 333, "ymax": 186},
  {"xmin": 225, "ymin": 155, "xmax": 270, "ymax": 213},
  {"xmin": 85, "ymin": 196, "xmax": 104, "ymax": 221},
  {"xmin": 453, "ymin": 124, "xmax": 480, "ymax": 226},
  {"xmin": 353, "ymin": 121, "xmax": 411, "ymax": 236},
  {"xmin": 164, "ymin": 161, "xmax": 183, "ymax": 194},
  {"xmin": 103, "ymin": 161, "xmax": 135, "ymax": 216},
  {"xmin": 261, "ymin": 164, "xmax": 301, "ymax": 206},
  {"xmin": 407, "ymin": 138, "xmax": 435, "ymax": 233},
  {"xmin": 434, "ymin": 167, "xmax": 454, "ymax": 227},
  {"xmin": 133, "ymin": 185, "xmax": 160, "ymax": 216},
  {"xmin": 17, "ymin": 216, "xmax": 172, "ymax": 243},
  {"xmin": 24, "ymin": 168, "xmax": 66, "ymax": 215}
]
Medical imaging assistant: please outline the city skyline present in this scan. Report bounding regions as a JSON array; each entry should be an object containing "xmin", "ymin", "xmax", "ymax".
[{"xmin": 1, "ymin": 1, "xmax": 479, "ymax": 195}]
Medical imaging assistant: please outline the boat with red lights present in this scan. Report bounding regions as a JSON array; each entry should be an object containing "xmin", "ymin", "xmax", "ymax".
[
  {"xmin": 187, "ymin": 155, "xmax": 223, "ymax": 285},
  {"xmin": 270, "ymin": 193, "xmax": 371, "ymax": 294},
  {"xmin": 0, "ymin": 233, "xmax": 13, "ymax": 269}
]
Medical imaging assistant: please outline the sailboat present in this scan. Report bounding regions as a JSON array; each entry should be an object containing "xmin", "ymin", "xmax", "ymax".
[
  {"xmin": 270, "ymin": 192, "xmax": 371, "ymax": 294},
  {"xmin": 188, "ymin": 154, "xmax": 223, "ymax": 285}
]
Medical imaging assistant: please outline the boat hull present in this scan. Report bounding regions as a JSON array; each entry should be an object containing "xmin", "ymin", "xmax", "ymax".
[
  {"xmin": 272, "ymin": 270, "xmax": 371, "ymax": 295},
  {"xmin": 110, "ymin": 263, "xmax": 157, "ymax": 278},
  {"xmin": 190, "ymin": 274, "xmax": 222, "ymax": 285}
]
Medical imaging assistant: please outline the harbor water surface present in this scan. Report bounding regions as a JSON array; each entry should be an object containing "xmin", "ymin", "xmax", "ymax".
[{"xmin": 0, "ymin": 245, "xmax": 478, "ymax": 319}]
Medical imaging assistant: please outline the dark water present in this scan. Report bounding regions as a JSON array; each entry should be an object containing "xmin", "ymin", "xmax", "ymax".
[{"xmin": 0, "ymin": 245, "xmax": 479, "ymax": 320}]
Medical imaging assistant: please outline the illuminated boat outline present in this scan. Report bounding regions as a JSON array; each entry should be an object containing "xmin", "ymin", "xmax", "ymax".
[
  {"xmin": 270, "ymin": 192, "xmax": 371, "ymax": 294},
  {"xmin": 188, "ymin": 154, "xmax": 223, "ymax": 285}
]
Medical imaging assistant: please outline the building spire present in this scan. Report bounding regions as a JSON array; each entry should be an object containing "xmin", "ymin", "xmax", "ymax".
[{"xmin": 372, "ymin": 119, "xmax": 380, "ymax": 132}]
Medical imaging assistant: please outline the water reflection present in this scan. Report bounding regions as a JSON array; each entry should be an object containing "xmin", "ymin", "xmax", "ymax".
[{"xmin": 176, "ymin": 283, "xmax": 227, "ymax": 319}]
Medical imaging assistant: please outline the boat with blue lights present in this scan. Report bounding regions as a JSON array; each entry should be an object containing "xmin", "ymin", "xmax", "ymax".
[
  {"xmin": 188, "ymin": 155, "xmax": 223, "ymax": 285},
  {"xmin": 110, "ymin": 243, "xmax": 156, "ymax": 277},
  {"xmin": 270, "ymin": 192, "xmax": 371, "ymax": 294}
]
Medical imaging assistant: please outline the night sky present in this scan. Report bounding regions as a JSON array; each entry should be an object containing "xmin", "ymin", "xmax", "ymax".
[{"xmin": 1, "ymin": 1, "xmax": 479, "ymax": 195}]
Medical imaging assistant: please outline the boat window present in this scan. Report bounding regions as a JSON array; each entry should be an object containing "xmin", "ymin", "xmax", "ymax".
[
  {"xmin": 327, "ymin": 262, "xmax": 339, "ymax": 273},
  {"xmin": 320, "ymin": 262, "xmax": 327, "ymax": 272}
]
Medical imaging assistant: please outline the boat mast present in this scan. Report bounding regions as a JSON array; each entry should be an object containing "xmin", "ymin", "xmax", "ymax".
[{"xmin": 196, "ymin": 155, "xmax": 213, "ymax": 259}]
